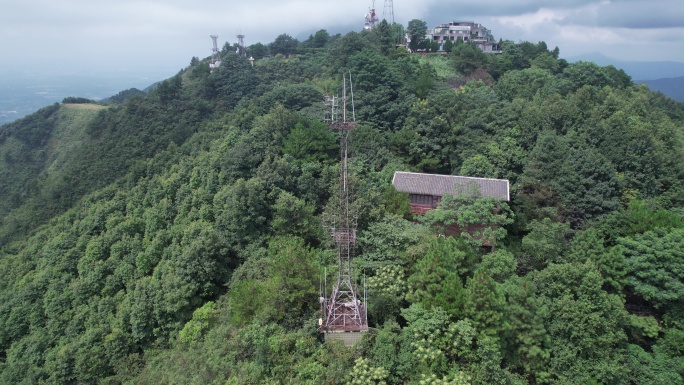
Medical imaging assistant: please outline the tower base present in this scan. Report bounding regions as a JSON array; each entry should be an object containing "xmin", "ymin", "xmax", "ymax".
[{"xmin": 324, "ymin": 330, "xmax": 367, "ymax": 347}]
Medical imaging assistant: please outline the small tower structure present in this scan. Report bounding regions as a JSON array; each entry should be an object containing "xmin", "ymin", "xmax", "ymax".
[
  {"xmin": 383, "ymin": 0, "xmax": 395, "ymax": 25},
  {"xmin": 236, "ymin": 34, "xmax": 246, "ymax": 57},
  {"xmin": 209, "ymin": 34, "xmax": 221, "ymax": 71},
  {"xmin": 364, "ymin": 1, "xmax": 379, "ymax": 30},
  {"xmin": 320, "ymin": 73, "xmax": 368, "ymax": 345}
]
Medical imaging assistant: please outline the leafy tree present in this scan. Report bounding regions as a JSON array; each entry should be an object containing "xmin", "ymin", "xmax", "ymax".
[
  {"xmin": 595, "ymin": 199, "xmax": 684, "ymax": 243},
  {"xmin": 568, "ymin": 228, "xmax": 626, "ymax": 292},
  {"xmin": 464, "ymin": 269, "xmax": 506, "ymax": 338},
  {"xmin": 502, "ymin": 277, "xmax": 551, "ymax": 383},
  {"xmin": 407, "ymin": 19, "xmax": 427, "ymax": 51},
  {"xmin": 248, "ymin": 42, "xmax": 268, "ymax": 59},
  {"xmin": 520, "ymin": 132, "xmax": 620, "ymax": 226},
  {"xmin": 443, "ymin": 39, "xmax": 454, "ymax": 53},
  {"xmin": 459, "ymin": 154, "xmax": 497, "ymax": 178},
  {"xmin": 357, "ymin": 215, "xmax": 430, "ymax": 269},
  {"xmin": 106, "ymin": 88, "xmax": 145, "ymax": 103},
  {"xmin": 348, "ymin": 50, "xmax": 415, "ymax": 131},
  {"xmin": 213, "ymin": 177, "xmax": 270, "ymax": 251},
  {"xmin": 421, "ymin": 189, "xmax": 514, "ymax": 248},
  {"xmin": 625, "ymin": 343, "xmax": 683, "ymax": 384},
  {"xmin": 531, "ymin": 262, "xmax": 629, "ymax": 384},
  {"xmin": 494, "ymin": 68, "xmax": 562, "ymax": 101},
  {"xmin": 62, "ymin": 96, "xmax": 96, "ymax": 104},
  {"xmin": 520, "ymin": 218, "xmax": 571, "ymax": 271},
  {"xmin": 620, "ymin": 227, "xmax": 684, "ymax": 309},
  {"xmin": 308, "ymin": 29, "xmax": 330, "ymax": 48},
  {"xmin": 450, "ymin": 43, "xmax": 487, "ymax": 75},
  {"xmin": 530, "ymin": 52, "xmax": 561, "ymax": 73},
  {"xmin": 347, "ymin": 357, "xmax": 390, "ymax": 384},
  {"xmin": 270, "ymin": 190, "xmax": 320, "ymax": 243},
  {"xmin": 562, "ymin": 61, "xmax": 632, "ymax": 92},
  {"xmin": 2, "ymin": 26, "xmax": 684, "ymax": 385},
  {"xmin": 205, "ymin": 52, "xmax": 260, "ymax": 108},
  {"xmin": 413, "ymin": 63, "xmax": 436, "ymax": 99},
  {"xmin": 270, "ymin": 34, "xmax": 299, "ymax": 56},
  {"xmin": 406, "ymin": 238, "xmax": 469, "ymax": 318},
  {"xmin": 154, "ymin": 75, "xmax": 183, "ymax": 103},
  {"xmin": 379, "ymin": 185, "xmax": 411, "ymax": 219},
  {"xmin": 229, "ymin": 237, "xmax": 319, "ymax": 328},
  {"xmin": 374, "ymin": 20, "xmax": 394, "ymax": 55},
  {"xmin": 259, "ymin": 83, "xmax": 322, "ymax": 112},
  {"xmin": 283, "ymin": 121, "xmax": 337, "ymax": 163}
]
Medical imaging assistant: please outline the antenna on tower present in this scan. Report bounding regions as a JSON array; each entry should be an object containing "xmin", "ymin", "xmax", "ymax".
[
  {"xmin": 319, "ymin": 72, "xmax": 368, "ymax": 345},
  {"xmin": 209, "ymin": 34, "xmax": 221, "ymax": 71},
  {"xmin": 364, "ymin": 1, "xmax": 379, "ymax": 30},
  {"xmin": 383, "ymin": 0, "xmax": 395, "ymax": 25},
  {"xmin": 236, "ymin": 34, "xmax": 246, "ymax": 57}
]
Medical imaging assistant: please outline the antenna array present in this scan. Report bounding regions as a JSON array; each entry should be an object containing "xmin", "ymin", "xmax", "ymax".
[
  {"xmin": 236, "ymin": 34, "xmax": 246, "ymax": 57},
  {"xmin": 364, "ymin": 1, "xmax": 380, "ymax": 30},
  {"xmin": 320, "ymin": 73, "xmax": 368, "ymax": 334},
  {"xmin": 383, "ymin": 0, "xmax": 395, "ymax": 25},
  {"xmin": 209, "ymin": 34, "xmax": 221, "ymax": 70}
]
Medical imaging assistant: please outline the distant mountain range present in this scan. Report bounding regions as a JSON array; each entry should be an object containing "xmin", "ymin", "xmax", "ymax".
[
  {"xmin": 0, "ymin": 70, "xmax": 173, "ymax": 126},
  {"xmin": 568, "ymin": 53, "xmax": 684, "ymax": 101},
  {"xmin": 567, "ymin": 52, "xmax": 684, "ymax": 80},
  {"xmin": 637, "ymin": 76, "xmax": 684, "ymax": 102}
]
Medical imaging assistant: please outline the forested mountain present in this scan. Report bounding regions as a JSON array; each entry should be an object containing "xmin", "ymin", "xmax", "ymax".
[{"xmin": 1, "ymin": 24, "xmax": 683, "ymax": 384}]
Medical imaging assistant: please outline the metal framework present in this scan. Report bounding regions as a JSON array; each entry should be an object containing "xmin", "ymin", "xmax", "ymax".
[
  {"xmin": 236, "ymin": 34, "xmax": 246, "ymax": 57},
  {"xmin": 210, "ymin": 34, "xmax": 221, "ymax": 70},
  {"xmin": 364, "ymin": 1, "xmax": 379, "ymax": 30},
  {"xmin": 320, "ymin": 73, "xmax": 368, "ymax": 333},
  {"xmin": 383, "ymin": 0, "xmax": 395, "ymax": 25}
]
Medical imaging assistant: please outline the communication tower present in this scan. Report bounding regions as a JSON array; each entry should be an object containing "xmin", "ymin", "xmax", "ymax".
[
  {"xmin": 364, "ymin": 1, "xmax": 379, "ymax": 30},
  {"xmin": 320, "ymin": 73, "xmax": 368, "ymax": 344},
  {"xmin": 383, "ymin": 0, "xmax": 395, "ymax": 25},
  {"xmin": 209, "ymin": 34, "xmax": 221, "ymax": 70},
  {"xmin": 236, "ymin": 34, "xmax": 246, "ymax": 57}
]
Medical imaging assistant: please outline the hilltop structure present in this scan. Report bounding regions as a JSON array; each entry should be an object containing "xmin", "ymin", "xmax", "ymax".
[
  {"xmin": 426, "ymin": 21, "xmax": 501, "ymax": 53},
  {"xmin": 363, "ymin": 1, "xmax": 379, "ymax": 30},
  {"xmin": 392, "ymin": 171, "xmax": 510, "ymax": 247},
  {"xmin": 236, "ymin": 34, "xmax": 246, "ymax": 57},
  {"xmin": 319, "ymin": 73, "xmax": 368, "ymax": 346},
  {"xmin": 392, "ymin": 171, "xmax": 509, "ymax": 215},
  {"xmin": 383, "ymin": 0, "xmax": 395, "ymax": 25},
  {"xmin": 209, "ymin": 34, "xmax": 221, "ymax": 70}
]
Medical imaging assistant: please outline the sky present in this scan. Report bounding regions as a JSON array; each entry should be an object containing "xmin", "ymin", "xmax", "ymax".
[{"xmin": 1, "ymin": 0, "xmax": 683, "ymax": 82}]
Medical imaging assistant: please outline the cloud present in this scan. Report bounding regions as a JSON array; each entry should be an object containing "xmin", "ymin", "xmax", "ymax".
[{"xmin": 0, "ymin": 0, "xmax": 682, "ymax": 76}]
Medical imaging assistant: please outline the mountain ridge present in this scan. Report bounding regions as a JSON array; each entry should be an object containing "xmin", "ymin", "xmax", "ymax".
[{"xmin": 1, "ymin": 32, "xmax": 683, "ymax": 384}]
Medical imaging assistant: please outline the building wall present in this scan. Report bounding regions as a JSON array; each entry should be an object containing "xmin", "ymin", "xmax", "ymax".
[{"xmin": 426, "ymin": 21, "xmax": 501, "ymax": 53}]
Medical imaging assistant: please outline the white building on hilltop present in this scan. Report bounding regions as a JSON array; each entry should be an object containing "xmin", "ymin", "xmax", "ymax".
[{"xmin": 427, "ymin": 21, "xmax": 501, "ymax": 53}]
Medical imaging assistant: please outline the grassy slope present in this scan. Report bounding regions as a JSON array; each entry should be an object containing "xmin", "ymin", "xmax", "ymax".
[{"xmin": 0, "ymin": 104, "xmax": 101, "ymax": 242}]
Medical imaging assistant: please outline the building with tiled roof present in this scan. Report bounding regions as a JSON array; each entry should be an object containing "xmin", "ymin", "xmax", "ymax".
[{"xmin": 392, "ymin": 171, "xmax": 509, "ymax": 215}]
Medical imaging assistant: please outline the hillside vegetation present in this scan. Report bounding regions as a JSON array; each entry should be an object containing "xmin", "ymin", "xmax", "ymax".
[{"xmin": 1, "ymin": 24, "xmax": 684, "ymax": 384}]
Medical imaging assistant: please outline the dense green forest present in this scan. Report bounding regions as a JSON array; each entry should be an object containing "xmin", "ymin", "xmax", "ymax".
[{"xmin": 1, "ymin": 21, "xmax": 684, "ymax": 384}]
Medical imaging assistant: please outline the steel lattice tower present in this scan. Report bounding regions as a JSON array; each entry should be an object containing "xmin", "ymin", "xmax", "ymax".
[
  {"xmin": 210, "ymin": 34, "xmax": 221, "ymax": 70},
  {"xmin": 236, "ymin": 34, "xmax": 246, "ymax": 57},
  {"xmin": 364, "ymin": 1, "xmax": 379, "ymax": 30},
  {"xmin": 320, "ymin": 73, "xmax": 368, "ymax": 334},
  {"xmin": 383, "ymin": 0, "xmax": 395, "ymax": 25}
]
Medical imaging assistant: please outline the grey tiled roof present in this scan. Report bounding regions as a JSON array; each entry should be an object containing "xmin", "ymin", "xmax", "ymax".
[{"xmin": 392, "ymin": 171, "xmax": 510, "ymax": 201}]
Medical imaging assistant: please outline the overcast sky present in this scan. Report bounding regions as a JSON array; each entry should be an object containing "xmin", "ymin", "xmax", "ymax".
[{"xmin": 1, "ymin": 0, "xmax": 683, "ymax": 81}]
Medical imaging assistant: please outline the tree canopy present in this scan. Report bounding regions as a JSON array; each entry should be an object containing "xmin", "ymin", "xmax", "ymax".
[{"xmin": 1, "ymin": 23, "xmax": 683, "ymax": 385}]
